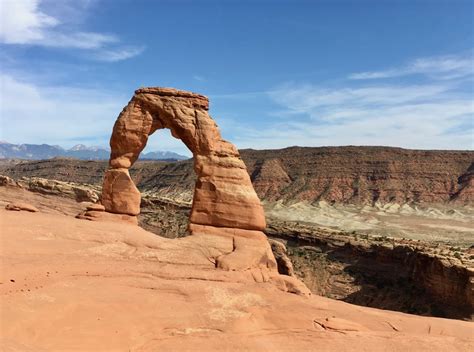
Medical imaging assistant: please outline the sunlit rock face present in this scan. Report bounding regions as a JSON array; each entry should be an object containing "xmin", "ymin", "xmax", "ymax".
[
  {"xmin": 93, "ymin": 87, "xmax": 290, "ymax": 275},
  {"xmin": 102, "ymin": 87, "xmax": 266, "ymax": 231}
]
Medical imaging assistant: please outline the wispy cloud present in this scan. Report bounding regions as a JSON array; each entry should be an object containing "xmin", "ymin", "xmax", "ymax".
[
  {"xmin": 39, "ymin": 32, "xmax": 118, "ymax": 50},
  {"xmin": 193, "ymin": 75, "xmax": 206, "ymax": 82},
  {"xmin": 0, "ymin": 72, "xmax": 123, "ymax": 146},
  {"xmin": 210, "ymin": 91, "xmax": 268, "ymax": 99},
  {"xmin": 268, "ymin": 84, "xmax": 455, "ymax": 115},
  {"xmin": 349, "ymin": 54, "xmax": 473, "ymax": 80},
  {"xmin": 92, "ymin": 46, "xmax": 146, "ymax": 62},
  {"xmin": 0, "ymin": 0, "xmax": 57, "ymax": 44},
  {"xmin": 0, "ymin": 0, "xmax": 143, "ymax": 61},
  {"xmin": 224, "ymin": 54, "xmax": 473, "ymax": 151}
]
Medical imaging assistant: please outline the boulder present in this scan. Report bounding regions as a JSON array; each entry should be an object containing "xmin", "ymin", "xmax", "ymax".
[
  {"xmin": 5, "ymin": 202, "xmax": 39, "ymax": 212},
  {"xmin": 76, "ymin": 210, "xmax": 138, "ymax": 225},
  {"xmin": 86, "ymin": 203, "xmax": 106, "ymax": 212},
  {"xmin": 269, "ymin": 239, "xmax": 295, "ymax": 277},
  {"xmin": 0, "ymin": 175, "xmax": 18, "ymax": 187}
]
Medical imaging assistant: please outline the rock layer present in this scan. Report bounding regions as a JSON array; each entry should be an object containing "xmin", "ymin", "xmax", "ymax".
[
  {"xmin": 243, "ymin": 147, "xmax": 474, "ymax": 205},
  {"xmin": 2, "ymin": 147, "xmax": 472, "ymax": 206}
]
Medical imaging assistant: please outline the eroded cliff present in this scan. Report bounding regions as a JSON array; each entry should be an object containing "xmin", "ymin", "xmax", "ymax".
[{"xmin": 2, "ymin": 146, "xmax": 472, "ymax": 205}]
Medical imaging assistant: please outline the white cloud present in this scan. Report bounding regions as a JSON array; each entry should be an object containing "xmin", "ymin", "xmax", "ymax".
[
  {"xmin": 230, "ymin": 68, "xmax": 473, "ymax": 150},
  {"xmin": 268, "ymin": 84, "xmax": 453, "ymax": 115},
  {"xmin": 92, "ymin": 46, "xmax": 146, "ymax": 62},
  {"xmin": 193, "ymin": 75, "xmax": 206, "ymax": 82},
  {"xmin": 349, "ymin": 54, "xmax": 473, "ymax": 80},
  {"xmin": 40, "ymin": 32, "xmax": 118, "ymax": 50},
  {"xmin": 0, "ymin": 73, "xmax": 192, "ymax": 156},
  {"xmin": 0, "ymin": 0, "xmax": 143, "ymax": 61},
  {"xmin": 0, "ymin": 0, "xmax": 58, "ymax": 43},
  {"xmin": 198, "ymin": 56, "xmax": 474, "ymax": 151},
  {"xmin": 0, "ymin": 72, "xmax": 122, "ymax": 145}
]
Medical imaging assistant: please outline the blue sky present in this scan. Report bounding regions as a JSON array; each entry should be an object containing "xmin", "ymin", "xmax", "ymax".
[{"xmin": 1, "ymin": 0, "xmax": 473, "ymax": 156}]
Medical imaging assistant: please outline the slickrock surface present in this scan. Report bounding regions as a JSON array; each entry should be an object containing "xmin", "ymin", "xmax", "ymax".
[
  {"xmin": 0, "ymin": 174, "xmax": 100, "ymax": 203},
  {"xmin": 1, "ymin": 170, "xmax": 473, "ymax": 320},
  {"xmin": 1, "ymin": 209, "xmax": 473, "ymax": 351}
]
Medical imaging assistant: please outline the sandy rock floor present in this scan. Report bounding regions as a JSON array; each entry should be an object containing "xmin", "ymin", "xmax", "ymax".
[{"xmin": 1, "ymin": 207, "xmax": 473, "ymax": 351}]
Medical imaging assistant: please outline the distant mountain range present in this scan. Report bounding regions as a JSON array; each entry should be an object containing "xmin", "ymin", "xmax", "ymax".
[{"xmin": 0, "ymin": 142, "xmax": 188, "ymax": 161}]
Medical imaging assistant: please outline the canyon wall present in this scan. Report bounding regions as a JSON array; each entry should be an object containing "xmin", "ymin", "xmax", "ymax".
[
  {"xmin": 2, "ymin": 146, "xmax": 472, "ymax": 205},
  {"xmin": 266, "ymin": 221, "xmax": 474, "ymax": 320},
  {"xmin": 243, "ymin": 146, "xmax": 473, "ymax": 205}
]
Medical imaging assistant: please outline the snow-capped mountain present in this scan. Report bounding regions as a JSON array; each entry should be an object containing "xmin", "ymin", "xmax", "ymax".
[
  {"xmin": 0, "ymin": 142, "xmax": 188, "ymax": 161},
  {"xmin": 69, "ymin": 144, "xmax": 107, "ymax": 152}
]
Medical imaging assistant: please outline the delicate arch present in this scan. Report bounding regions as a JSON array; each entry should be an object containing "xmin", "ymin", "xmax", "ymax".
[{"xmin": 101, "ymin": 87, "xmax": 266, "ymax": 232}]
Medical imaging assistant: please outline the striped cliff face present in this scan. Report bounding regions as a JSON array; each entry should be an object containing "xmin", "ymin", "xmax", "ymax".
[{"xmin": 1, "ymin": 147, "xmax": 472, "ymax": 206}]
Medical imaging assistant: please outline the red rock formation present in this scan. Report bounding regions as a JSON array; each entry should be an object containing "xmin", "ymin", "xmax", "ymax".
[
  {"xmin": 91, "ymin": 87, "xmax": 286, "ymax": 275},
  {"xmin": 242, "ymin": 147, "xmax": 474, "ymax": 204},
  {"xmin": 101, "ymin": 87, "xmax": 265, "ymax": 231},
  {"xmin": 452, "ymin": 162, "xmax": 474, "ymax": 203}
]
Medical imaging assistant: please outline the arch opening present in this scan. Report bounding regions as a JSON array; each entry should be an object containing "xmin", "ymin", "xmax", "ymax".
[{"xmin": 134, "ymin": 128, "xmax": 194, "ymax": 239}]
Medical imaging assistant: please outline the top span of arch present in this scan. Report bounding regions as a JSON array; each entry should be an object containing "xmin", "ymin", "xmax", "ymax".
[{"xmin": 134, "ymin": 87, "xmax": 209, "ymax": 110}]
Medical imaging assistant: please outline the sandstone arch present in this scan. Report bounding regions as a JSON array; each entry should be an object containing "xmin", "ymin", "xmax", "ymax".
[
  {"xmin": 81, "ymin": 87, "xmax": 309, "ymax": 293},
  {"xmin": 102, "ymin": 87, "xmax": 266, "ymax": 235}
]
